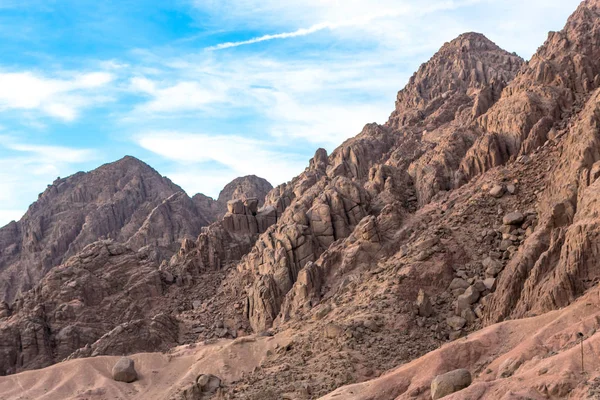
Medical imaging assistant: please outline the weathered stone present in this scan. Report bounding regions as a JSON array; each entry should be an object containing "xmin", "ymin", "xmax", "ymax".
[
  {"xmin": 112, "ymin": 357, "xmax": 137, "ymax": 383},
  {"xmin": 503, "ymin": 212, "xmax": 525, "ymax": 225},
  {"xmin": 416, "ymin": 289, "xmax": 433, "ymax": 317},
  {"xmin": 483, "ymin": 257, "xmax": 503, "ymax": 277},
  {"xmin": 449, "ymin": 278, "xmax": 470, "ymax": 290},
  {"xmin": 446, "ymin": 316, "xmax": 467, "ymax": 330},
  {"xmin": 431, "ymin": 369, "xmax": 472, "ymax": 399},
  {"xmin": 489, "ymin": 185, "xmax": 505, "ymax": 198}
]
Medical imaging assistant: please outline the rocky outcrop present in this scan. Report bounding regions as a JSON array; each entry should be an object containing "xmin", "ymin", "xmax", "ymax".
[
  {"xmin": 485, "ymin": 0, "xmax": 600, "ymax": 324},
  {"xmin": 460, "ymin": 0, "xmax": 600, "ymax": 182},
  {"xmin": 0, "ymin": 240, "xmax": 170, "ymax": 375}
]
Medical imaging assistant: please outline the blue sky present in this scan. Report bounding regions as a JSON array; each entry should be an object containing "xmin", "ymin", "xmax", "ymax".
[{"xmin": 0, "ymin": 0, "xmax": 581, "ymax": 226}]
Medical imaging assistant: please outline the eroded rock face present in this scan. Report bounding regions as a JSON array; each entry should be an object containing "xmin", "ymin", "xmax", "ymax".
[
  {"xmin": 460, "ymin": 1, "xmax": 600, "ymax": 182},
  {"xmin": 0, "ymin": 240, "xmax": 173, "ymax": 375}
]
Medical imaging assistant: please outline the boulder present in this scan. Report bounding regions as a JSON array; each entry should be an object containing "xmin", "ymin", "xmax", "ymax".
[
  {"xmin": 431, "ymin": 369, "xmax": 472, "ymax": 399},
  {"xmin": 503, "ymin": 212, "xmax": 525, "ymax": 225},
  {"xmin": 489, "ymin": 184, "xmax": 505, "ymax": 198},
  {"xmin": 112, "ymin": 357, "xmax": 137, "ymax": 383},
  {"xmin": 483, "ymin": 257, "xmax": 503, "ymax": 277},
  {"xmin": 448, "ymin": 278, "xmax": 470, "ymax": 290},
  {"xmin": 181, "ymin": 374, "xmax": 222, "ymax": 399}
]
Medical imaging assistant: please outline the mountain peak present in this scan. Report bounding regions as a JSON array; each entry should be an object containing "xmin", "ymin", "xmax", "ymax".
[
  {"xmin": 387, "ymin": 31, "xmax": 524, "ymax": 128},
  {"xmin": 443, "ymin": 32, "xmax": 500, "ymax": 51}
]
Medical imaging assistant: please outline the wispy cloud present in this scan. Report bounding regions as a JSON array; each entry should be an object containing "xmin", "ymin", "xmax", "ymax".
[
  {"xmin": 0, "ymin": 70, "xmax": 114, "ymax": 121},
  {"xmin": 201, "ymin": 0, "xmax": 487, "ymax": 51},
  {"xmin": 137, "ymin": 131, "xmax": 307, "ymax": 187},
  {"xmin": 0, "ymin": 136, "xmax": 98, "ymax": 226}
]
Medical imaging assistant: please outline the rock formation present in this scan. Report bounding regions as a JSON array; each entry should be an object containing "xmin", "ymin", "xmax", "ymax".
[{"xmin": 6, "ymin": 2, "xmax": 600, "ymax": 400}]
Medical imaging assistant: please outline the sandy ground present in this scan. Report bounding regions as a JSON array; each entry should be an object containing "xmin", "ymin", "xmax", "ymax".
[
  {"xmin": 0, "ymin": 334, "xmax": 290, "ymax": 400},
  {"xmin": 320, "ymin": 288, "xmax": 600, "ymax": 400},
  {"xmin": 4, "ymin": 288, "xmax": 600, "ymax": 400}
]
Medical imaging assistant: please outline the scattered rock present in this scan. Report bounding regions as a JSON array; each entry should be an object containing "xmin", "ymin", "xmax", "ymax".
[
  {"xmin": 483, "ymin": 257, "xmax": 503, "ymax": 277},
  {"xmin": 503, "ymin": 212, "xmax": 525, "ymax": 225},
  {"xmin": 112, "ymin": 357, "xmax": 137, "ymax": 383},
  {"xmin": 446, "ymin": 316, "xmax": 467, "ymax": 330},
  {"xmin": 416, "ymin": 289, "xmax": 433, "ymax": 317},
  {"xmin": 489, "ymin": 184, "xmax": 505, "ymax": 198}
]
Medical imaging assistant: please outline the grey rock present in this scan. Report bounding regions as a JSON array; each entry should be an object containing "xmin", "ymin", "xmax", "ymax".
[{"xmin": 112, "ymin": 357, "xmax": 137, "ymax": 383}]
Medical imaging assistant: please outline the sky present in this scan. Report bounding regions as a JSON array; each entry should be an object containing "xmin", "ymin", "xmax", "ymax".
[{"xmin": 0, "ymin": 0, "xmax": 582, "ymax": 227}]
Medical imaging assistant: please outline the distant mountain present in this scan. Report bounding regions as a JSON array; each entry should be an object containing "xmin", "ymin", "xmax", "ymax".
[{"xmin": 0, "ymin": 156, "xmax": 272, "ymax": 303}]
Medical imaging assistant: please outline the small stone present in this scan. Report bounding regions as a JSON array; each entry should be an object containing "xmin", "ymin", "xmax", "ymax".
[
  {"xmin": 461, "ymin": 307, "xmax": 477, "ymax": 323},
  {"xmin": 416, "ymin": 289, "xmax": 433, "ymax": 317},
  {"xmin": 489, "ymin": 185, "xmax": 505, "ymax": 198},
  {"xmin": 447, "ymin": 316, "xmax": 467, "ymax": 330},
  {"xmin": 472, "ymin": 280, "xmax": 486, "ymax": 293},
  {"xmin": 415, "ymin": 251, "xmax": 430, "ymax": 261},
  {"xmin": 112, "ymin": 357, "xmax": 137, "ymax": 383},
  {"xmin": 324, "ymin": 323, "xmax": 344, "ymax": 338},
  {"xmin": 503, "ymin": 212, "xmax": 525, "ymax": 225},
  {"xmin": 449, "ymin": 330, "xmax": 463, "ymax": 341},
  {"xmin": 483, "ymin": 278, "xmax": 496, "ymax": 291},
  {"xmin": 499, "ymin": 240, "xmax": 513, "ymax": 251},
  {"xmin": 431, "ymin": 369, "xmax": 472, "ymax": 399},
  {"xmin": 449, "ymin": 278, "xmax": 470, "ymax": 291}
]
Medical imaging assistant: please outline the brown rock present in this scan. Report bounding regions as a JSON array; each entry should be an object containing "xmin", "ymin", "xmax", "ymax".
[
  {"xmin": 431, "ymin": 369, "xmax": 472, "ymax": 399},
  {"xmin": 112, "ymin": 357, "xmax": 137, "ymax": 383},
  {"xmin": 503, "ymin": 212, "xmax": 525, "ymax": 225}
]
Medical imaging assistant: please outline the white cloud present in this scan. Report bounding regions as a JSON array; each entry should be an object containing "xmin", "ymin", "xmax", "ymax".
[
  {"xmin": 0, "ymin": 209, "xmax": 24, "ymax": 227},
  {"xmin": 4, "ymin": 141, "xmax": 95, "ymax": 164},
  {"xmin": 0, "ymin": 71, "xmax": 114, "ymax": 121},
  {"xmin": 136, "ymin": 131, "xmax": 307, "ymax": 194},
  {"xmin": 0, "ymin": 136, "xmax": 99, "ymax": 227},
  {"xmin": 131, "ymin": 80, "xmax": 227, "ymax": 113}
]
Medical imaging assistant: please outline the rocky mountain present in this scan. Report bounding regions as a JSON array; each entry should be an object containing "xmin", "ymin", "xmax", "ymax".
[
  {"xmin": 4, "ymin": 1, "xmax": 600, "ymax": 399},
  {"xmin": 0, "ymin": 159, "xmax": 274, "ymax": 375},
  {"xmin": 0, "ymin": 156, "xmax": 205, "ymax": 303}
]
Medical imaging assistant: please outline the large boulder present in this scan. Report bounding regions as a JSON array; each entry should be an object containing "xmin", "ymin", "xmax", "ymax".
[
  {"xmin": 431, "ymin": 369, "xmax": 472, "ymax": 399},
  {"xmin": 112, "ymin": 357, "xmax": 138, "ymax": 383}
]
